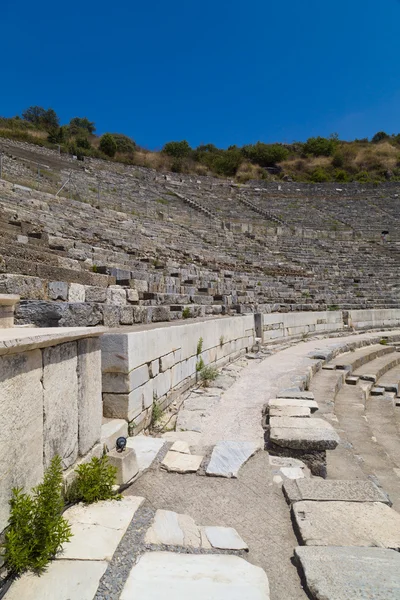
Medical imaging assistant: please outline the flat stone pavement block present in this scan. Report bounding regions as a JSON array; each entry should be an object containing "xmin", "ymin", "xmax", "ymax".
[
  {"xmin": 145, "ymin": 509, "xmax": 184, "ymax": 545},
  {"xmin": 120, "ymin": 552, "xmax": 270, "ymax": 600},
  {"xmin": 161, "ymin": 451, "xmax": 203, "ymax": 473},
  {"xmin": 284, "ymin": 479, "xmax": 391, "ymax": 505},
  {"xmin": 62, "ymin": 496, "xmax": 144, "ymax": 560},
  {"xmin": 4, "ymin": 559, "xmax": 108, "ymax": 600},
  {"xmin": 293, "ymin": 501, "xmax": 400, "ymax": 549},
  {"xmin": 206, "ymin": 440, "xmax": 259, "ymax": 478},
  {"xmin": 295, "ymin": 546, "xmax": 400, "ymax": 600},
  {"xmin": 269, "ymin": 406, "xmax": 311, "ymax": 418},
  {"xmin": 162, "ymin": 431, "xmax": 202, "ymax": 446},
  {"xmin": 269, "ymin": 398, "xmax": 319, "ymax": 412},
  {"xmin": 126, "ymin": 435, "xmax": 166, "ymax": 471},
  {"xmin": 269, "ymin": 417, "xmax": 340, "ymax": 451},
  {"xmin": 170, "ymin": 440, "xmax": 191, "ymax": 454},
  {"xmin": 204, "ymin": 526, "xmax": 249, "ymax": 550}
]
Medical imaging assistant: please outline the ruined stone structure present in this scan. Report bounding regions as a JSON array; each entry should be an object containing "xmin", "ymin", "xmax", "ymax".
[{"xmin": 0, "ymin": 140, "xmax": 400, "ymax": 329}]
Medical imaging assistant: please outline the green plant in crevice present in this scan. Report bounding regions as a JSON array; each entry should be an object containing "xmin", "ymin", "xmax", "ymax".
[
  {"xmin": 65, "ymin": 455, "xmax": 120, "ymax": 505},
  {"xmin": 182, "ymin": 307, "xmax": 191, "ymax": 319},
  {"xmin": 199, "ymin": 365, "xmax": 218, "ymax": 387},
  {"xmin": 196, "ymin": 337, "xmax": 203, "ymax": 357},
  {"xmin": 3, "ymin": 456, "xmax": 72, "ymax": 575},
  {"xmin": 151, "ymin": 400, "xmax": 163, "ymax": 427}
]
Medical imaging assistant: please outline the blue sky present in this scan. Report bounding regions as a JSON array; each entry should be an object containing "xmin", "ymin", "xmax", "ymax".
[{"xmin": 1, "ymin": 0, "xmax": 399, "ymax": 149}]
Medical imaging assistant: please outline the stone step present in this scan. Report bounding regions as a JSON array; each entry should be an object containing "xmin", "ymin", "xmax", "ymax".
[{"xmin": 101, "ymin": 417, "xmax": 128, "ymax": 450}]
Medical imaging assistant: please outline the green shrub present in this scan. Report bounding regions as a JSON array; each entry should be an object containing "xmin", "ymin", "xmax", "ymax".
[
  {"xmin": 65, "ymin": 455, "xmax": 119, "ymax": 504},
  {"xmin": 371, "ymin": 131, "xmax": 389, "ymax": 144},
  {"xmin": 76, "ymin": 136, "xmax": 91, "ymax": 149},
  {"xmin": 162, "ymin": 140, "xmax": 192, "ymax": 159},
  {"xmin": 309, "ymin": 167, "xmax": 331, "ymax": 182},
  {"xmin": 112, "ymin": 133, "xmax": 135, "ymax": 154},
  {"xmin": 212, "ymin": 148, "xmax": 242, "ymax": 176},
  {"xmin": 335, "ymin": 169, "xmax": 350, "ymax": 182},
  {"xmin": 242, "ymin": 142, "xmax": 289, "ymax": 167},
  {"xmin": 99, "ymin": 133, "xmax": 117, "ymax": 157},
  {"xmin": 199, "ymin": 365, "xmax": 218, "ymax": 386},
  {"xmin": 196, "ymin": 337, "xmax": 203, "ymax": 356},
  {"xmin": 196, "ymin": 356, "xmax": 205, "ymax": 372},
  {"xmin": 303, "ymin": 136, "xmax": 337, "ymax": 157},
  {"xmin": 3, "ymin": 456, "xmax": 71, "ymax": 575},
  {"xmin": 379, "ymin": 338, "xmax": 388, "ymax": 345},
  {"xmin": 182, "ymin": 307, "xmax": 191, "ymax": 319}
]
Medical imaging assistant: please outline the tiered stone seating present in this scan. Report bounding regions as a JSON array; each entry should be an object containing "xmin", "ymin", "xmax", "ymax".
[{"xmin": 1, "ymin": 140, "xmax": 400, "ymax": 326}]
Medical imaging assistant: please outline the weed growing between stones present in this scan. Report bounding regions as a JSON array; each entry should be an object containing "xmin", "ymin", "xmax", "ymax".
[
  {"xmin": 150, "ymin": 401, "xmax": 163, "ymax": 427},
  {"xmin": 3, "ymin": 456, "xmax": 71, "ymax": 575},
  {"xmin": 379, "ymin": 338, "xmax": 388, "ymax": 345},
  {"xmin": 65, "ymin": 455, "xmax": 120, "ymax": 505},
  {"xmin": 199, "ymin": 365, "xmax": 218, "ymax": 387},
  {"xmin": 182, "ymin": 307, "xmax": 191, "ymax": 319}
]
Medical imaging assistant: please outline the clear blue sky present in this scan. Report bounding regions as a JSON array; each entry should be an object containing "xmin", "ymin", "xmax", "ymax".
[{"xmin": 1, "ymin": 0, "xmax": 399, "ymax": 149}]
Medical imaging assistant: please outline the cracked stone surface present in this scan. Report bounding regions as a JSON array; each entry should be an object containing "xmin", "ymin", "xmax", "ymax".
[
  {"xmin": 120, "ymin": 552, "xmax": 270, "ymax": 600},
  {"xmin": 284, "ymin": 479, "xmax": 391, "ymax": 505},
  {"xmin": 295, "ymin": 546, "xmax": 400, "ymax": 600},
  {"xmin": 206, "ymin": 440, "xmax": 259, "ymax": 478},
  {"xmin": 293, "ymin": 500, "xmax": 400, "ymax": 549},
  {"xmin": 204, "ymin": 526, "xmax": 248, "ymax": 550}
]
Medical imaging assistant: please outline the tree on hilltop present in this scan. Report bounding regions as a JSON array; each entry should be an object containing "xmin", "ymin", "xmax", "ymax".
[
  {"xmin": 99, "ymin": 133, "xmax": 117, "ymax": 157},
  {"xmin": 69, "ymin": 117, "xmax": 96, "ymax": 135},
  {"xmin": 162, "ymin": 140, "xmax": 192, "ymax": 159},
  {"xmin": 22, "ymin": 106, "xmax": 59, "ymax": 130}
]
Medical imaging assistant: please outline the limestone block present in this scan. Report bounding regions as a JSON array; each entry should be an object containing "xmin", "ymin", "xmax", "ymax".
[
  {"xmin": 130, "ymin": 278, "xmax": 148, "ymax": 292},
  {"xmin": 107, "ymin": 447, "xmax": 139, "ymax": 484},
  {"xmin": 149, "ymin": 358, "xmax": 159, "ymax": 378},
  {"xmin": 153, "ymin": 369, "xmax": 172, "ymax": 398},
  {"xmin": 68, "ymin": 282, "xmax": 85, "ymax": 302},
  {"xmin": 103, "ymin": 305, "xmax": 120, "ymax": 327},
  {"xmin": 102, "ymin": 363, "xmax": 150, "ymax": 393},
  {"xmin": 269, "ymin": 417, "xmax": 340, "ymax": 451},
  {"xmin": 0, "ymin": 273, "xmax": 46, "ymax": 300},
  {"xmin": 85, "ymin": 286, "xmax": 107, "ymax": 302},
  {"xmin": 120, "ymin": 306, "xmax": 134, "ymax": 325},
  {"xmin": 127, "ymin": 289, "xmax": 139, "ymax": 303},
  {"xmin": 295, "ymin": 546, "xmax": 400, "ymax": 600},
  {"xmin": 101, "ymin": 418, "xmax": 128, "ymax": 450},
  {"xmin": 160, "ymin": 351, "xmax": 175, "ymax": 372},
  {"xmin": 204, "ymin": 526, "xmax": 248, "ymax": 550},
  {"xmin": 120, "ymin": 553, "xmax": 270, "ymax": 600},
  {"xmin": 284, "ymin": 479, "xmax": 391, "ymax": 505},
  {"xmin": 293, "ymin": 501, "xmax": 400, "ymax": 549},
  {"xmin": 43, "ymin": 341, "xmax": 79, "ymax": 469},
  {"xmin": 107, "ymin": 286, "xmax": 127, "ymax": 306},
  {"xmin": 171, "ymin": 361, "xmax": 183, "ymax": 387},
  {"xmin": 4, "ymin": 559, "xmax": 108, "ymax": 600},
  {"xmin": 103, "ymin": 389, "xmax": 143, "ymax": 421},
  {"xmin": 0, "ymin": 349, "xmax": 44, "ymax": 532},
  {"xmin": 48, "ymin": 281, "xmax": 68, "ymax": 301},
  {"xmin": 77, "ymin": 337, "xmax": 102, "ymax": 456}
]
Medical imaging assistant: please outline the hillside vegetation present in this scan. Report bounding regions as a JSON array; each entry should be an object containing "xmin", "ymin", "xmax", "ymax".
[{"xmin": 1, "ymin": 106, "xmax": 400, "ymax": 183}]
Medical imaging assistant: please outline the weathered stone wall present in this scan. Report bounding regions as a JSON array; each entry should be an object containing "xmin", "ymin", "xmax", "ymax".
[
  {"xmin": 260, "ymin": 308, "xmax": 400, "ymax": 342},
  {"xmin": 101, "ymin": 315, "xmax": 255, "ymax": 431},
  {"xmin": 0, "ymin": 332, "xmax": 102, "ymax": 532}
]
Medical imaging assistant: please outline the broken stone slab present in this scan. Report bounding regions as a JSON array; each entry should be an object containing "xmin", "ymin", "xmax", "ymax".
[
  {"xmin": 206, "ymin": 441, "xmax": 259, "ymax": 478},
  {"xmin": 292, "ymin": 501, "xmax": 400, "ymax": 549},
  {"xmin": 170, "ymin": 440, "xmax": 191, "ymax": 454},
  {"xmin": 126, "ymin": 435, "xmax": 166, "ymax": 471},
  {"xmin": 269, "ymin": 417, "xmax": 340, "ymax": 451},
  {"xmin": 268, "ymin": 446, "xmax": 328, "ymax": 478},
  {"xmin": 204, "ymin": 526, "xmax": 248, "ymax": 551},
  {"xmin": 269, "ymin": 406, "xmax": 311, "ymax": 418},
  {"xmin": 295, "ymin": 546, "xmax": 400, "ymax": 600},
  {"xmin": 283, "ymin": 479, "xmax": 391, "ymax": 505},
  {"xmin": 268, "ymin": 456, "xmax": 311, "ymax": 480},
  {"xmin": 268, "ymin": 398, "xmax": 319, "ymax": 412},
  {"xmin": 61, "ymin": 496, "xmax": 144, "ymax": 560},
  {"xmin": 277, "ymin": 390, "xmax": 315, "ymax": 400},
  {"xmin": 4, "ymin": 559, "xmax": 108, "ymax": 600},
  {"xmin": 176, "ymin": 410, "xmax": 204, "ymax": 433},
  {"xmin": 161, "ymin": 451, "xmax": 203, "ymax": 473},
  {"xmin": 145, "ymin": 510, "xmax": 184, "ymax": 546},
  {"xmin": 120, "ymin": 552, "xmax": 270, "ymax": 600}
]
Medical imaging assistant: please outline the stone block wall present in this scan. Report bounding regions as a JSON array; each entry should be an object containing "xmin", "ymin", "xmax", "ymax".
[
  {"xmin": 0, "ymin": 332, "xmax": 102, "ymax": 533},
  {"xmin": 260, "ymin": 310, "xmax": 345, "ymax": 341},
  {"xmin": 348, "ymin": 309, "xmax": 400, "ymax": 330},
  {"xmin": 101, "ymin": 315, "xmax": 255, "ymax": 431}
]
